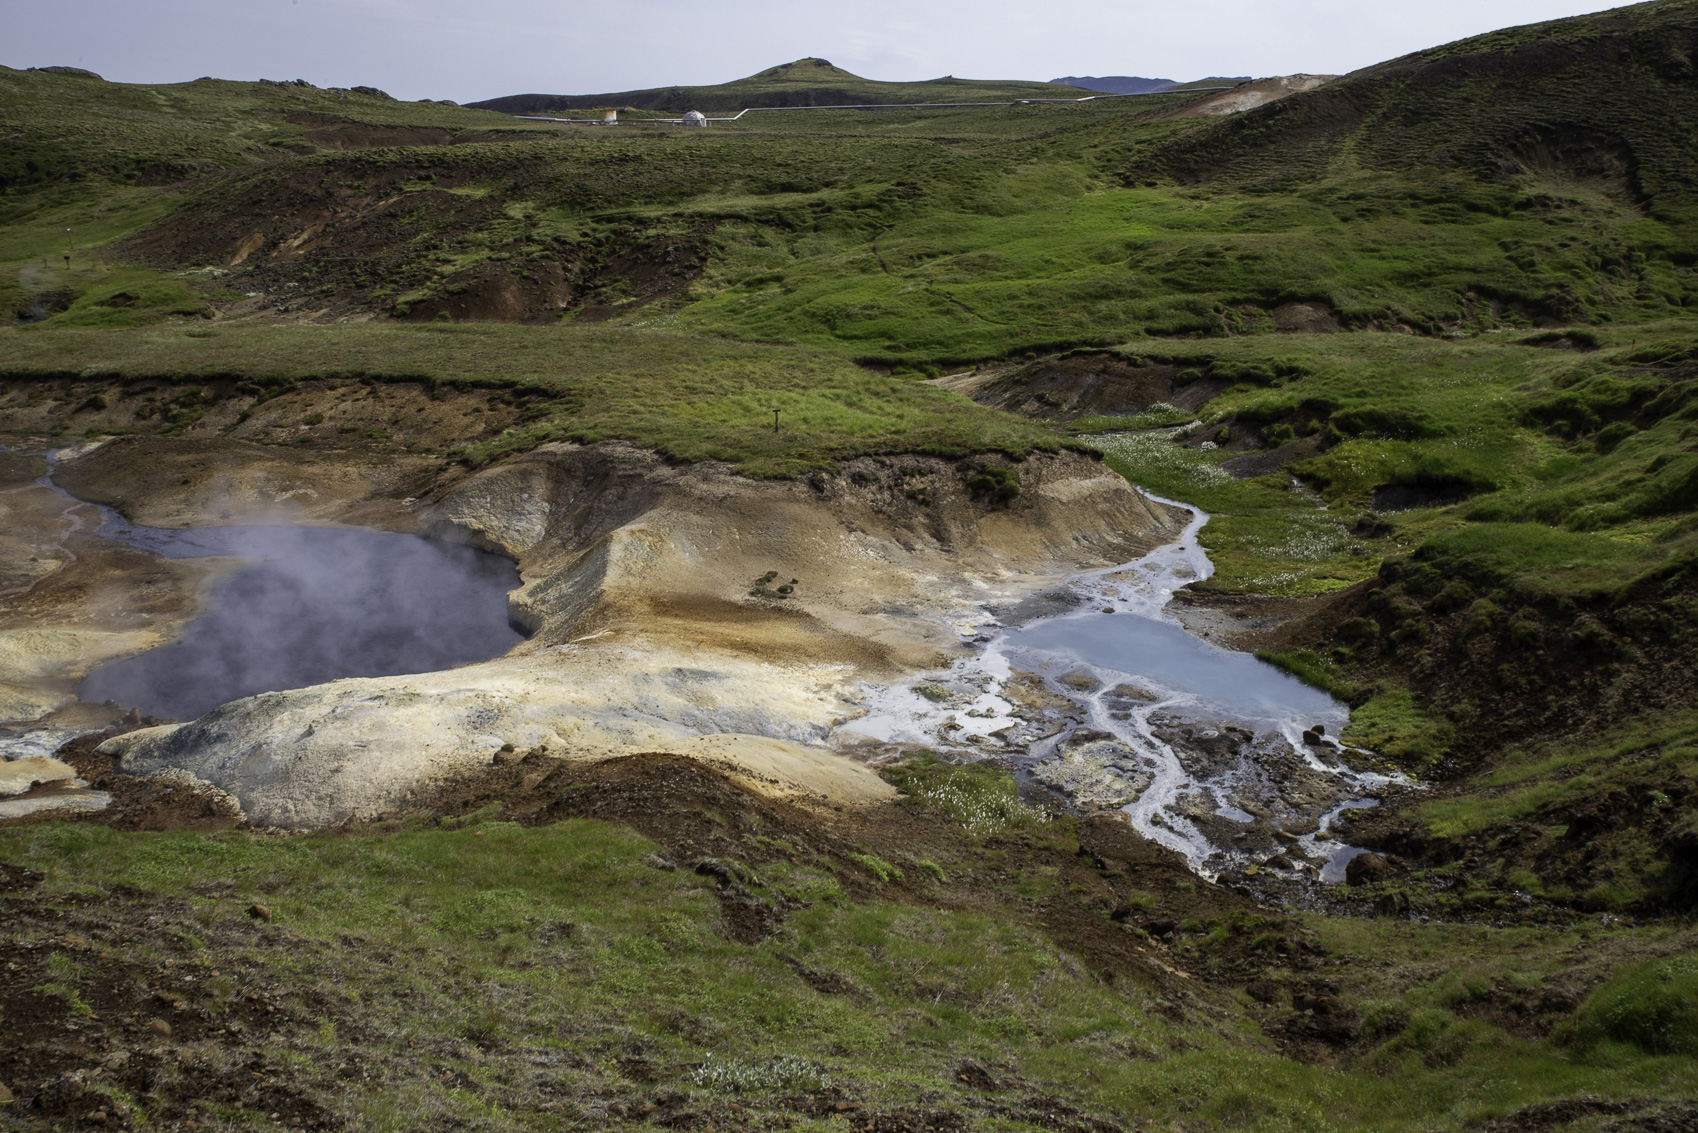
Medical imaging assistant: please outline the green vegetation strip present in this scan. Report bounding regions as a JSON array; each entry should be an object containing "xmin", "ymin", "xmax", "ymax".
[
  {"xmin": 0, "ymin": 323, "xmax": 1068, "ymax": 475},
  {"xmin": 5, "ymin": 807, "xmax": 1697, "ymax": 1130}
]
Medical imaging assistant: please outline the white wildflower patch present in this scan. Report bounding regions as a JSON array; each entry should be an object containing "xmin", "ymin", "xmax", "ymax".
[
  {"xmin": 688, "ymin": 1055, "xmax": 830, "ymax": 1094},
  {"xmin": 1087, "ymin": 430, "xmax": 1234, "ymax": 491}
]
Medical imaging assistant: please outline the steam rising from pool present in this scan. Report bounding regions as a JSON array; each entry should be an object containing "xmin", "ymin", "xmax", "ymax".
[{"xmin": 78, "ymin": 521, "xmax": 524, "ymax": 721}]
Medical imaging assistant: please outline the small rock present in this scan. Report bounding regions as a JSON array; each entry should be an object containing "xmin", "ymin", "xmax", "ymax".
[
  {"xmin": 1345, "ymin": 852, "xmax": 1393, "ymax": 886},
  {"xmin": 1245, "ymin": 980, "xmax": 1279, "ymax": 1005},
  {"xmin": 246, "ymin": 903, "xmax": 272, "ymax": 922},
  {"xmin": 1264, "ymin": 854, "xmax": 1294, "ymax": 871},
  {"xmin": 1293, "ymin": 992, "xmax": 1339, "ymax": 1015},
  {"xmin": 148, "ymin": 1018, "xmax": 172, "ymax": 1038},
  {"xmin": 1374, "ymin": 891, "xmax": 1411, "ymax": 917},
  {"xmin": 0, "ymin": 1082, "xmax": 11, "ymax": 1104},
  {"xmin": 1309, "ymin": 723, "xmax": 1326, "ymax": 736}
]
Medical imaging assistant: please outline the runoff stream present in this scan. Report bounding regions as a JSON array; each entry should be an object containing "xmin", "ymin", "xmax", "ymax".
[{"xmin": 840, "ymin": 496, "xmax": 1406, "ymax": 886}]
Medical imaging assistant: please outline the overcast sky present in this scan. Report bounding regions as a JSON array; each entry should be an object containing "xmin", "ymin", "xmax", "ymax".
[{"xmin": 5, "ymin": 0, "xmax": 1624, "ymax": 103}]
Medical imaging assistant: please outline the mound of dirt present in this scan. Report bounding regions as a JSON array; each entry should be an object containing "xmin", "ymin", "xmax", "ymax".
[
  {"xmin": 118, "ymin": 162, "xmax": 709, "ymax": 324},
  {"xmin": 936, "ymin": 352, "xmax": 1226, "ymax": 422}
]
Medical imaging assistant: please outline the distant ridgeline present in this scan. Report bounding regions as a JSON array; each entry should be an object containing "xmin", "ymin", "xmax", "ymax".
[
  {"xmin": 468, "ymin": 57, "xmax": 1091, "ymax": 115},
  {"xmin": 1051, "ymin": 76, "xmax": 1250, "ymax": 95}
]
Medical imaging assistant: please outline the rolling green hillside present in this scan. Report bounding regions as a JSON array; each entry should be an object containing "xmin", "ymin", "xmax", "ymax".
[
  {"xmin": 1129, "ymin": 0, "xmax": 1698, "ymax": 203},
  {"xmin": 1, "ymin": 0, "xmax": 1698, "ymax": 1029},
  {"xmin": 466, "ymin": 56, "xmax": 1095, "ymax": 115},
  {"xmin": 0, "ymin": 64, "xmax": 555, "ymax": 192}
]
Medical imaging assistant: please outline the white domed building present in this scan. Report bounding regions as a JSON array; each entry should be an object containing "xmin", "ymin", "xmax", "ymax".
[{"xmin": 682, "ymin": 110, "xmax": 707, "ymax": 127}]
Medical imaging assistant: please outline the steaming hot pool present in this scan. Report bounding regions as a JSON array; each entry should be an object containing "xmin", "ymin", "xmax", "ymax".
[{"xmin": 78, "ymin": 520, "xmax": 525, "ymax": 721}]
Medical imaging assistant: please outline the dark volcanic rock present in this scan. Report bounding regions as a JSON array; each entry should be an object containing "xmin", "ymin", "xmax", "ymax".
[{"xmin": 1346, "ymin": 852, "xmax": 1394, "ymax": 886}]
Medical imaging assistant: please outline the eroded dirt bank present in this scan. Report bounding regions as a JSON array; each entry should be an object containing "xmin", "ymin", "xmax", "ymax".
[{"xmin": 6, "ymin": 434, "xmax": 1185, "ymax": 828}]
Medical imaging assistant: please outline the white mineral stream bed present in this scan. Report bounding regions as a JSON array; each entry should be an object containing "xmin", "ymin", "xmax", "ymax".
[
  {"xmin": 6, "ymin": 441, "xmax": 1407, "ymax": 874},
  {"xmin": 835, "ymin": 494, "xmax": 1411, "ymax": 883}
]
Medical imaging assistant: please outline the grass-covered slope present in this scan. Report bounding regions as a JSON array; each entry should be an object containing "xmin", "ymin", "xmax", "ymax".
[
  {"xmin": 3, "ymin": 753, "xmax": 1695, "ymax": 1132},
  {"xmin": 467, "ymin": 56, "xmax": 1091, "ymax": 115},
  {"xmin": 0, "ymin": 65, "xmax": 545, "ymax": 192},
  {"xmin": 1129, "ymin": 0, "xmax": 1698, "ymax": 203},
  {"xmin": 0, "ymin": 323, "xmax": 1069, "ymax": 475}
]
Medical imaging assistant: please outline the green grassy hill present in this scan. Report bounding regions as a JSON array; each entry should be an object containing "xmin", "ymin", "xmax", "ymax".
[
  {"xmin": 2, "ymin": 7, "xmax": 1698, "ymax": 1093},
  {"xmin": 1130, "ymin": 0, "xmax": 1698, "ymax": 203},
  {"xmin": 0, "ymin": 65, "xmax": 548, "ymax": 192},
  {"xmin": 466, "ymin": 56, "xmax": 1093, "ymax": 115}
]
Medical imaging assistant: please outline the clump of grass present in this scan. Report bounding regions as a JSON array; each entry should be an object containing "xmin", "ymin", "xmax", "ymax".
[
  {"xmin": 849, "ymin": 852, "xmax": 903, "ymax": 883},
  {"xmin": 34, "ymin": 953, "xmax": 95, "ymax": 1017},
  {"xmin": 966, "ymin": 464, "xmax": 1021, "ymax": 503},
  {"xmin": 881, "ymin": 752, "xmax": 1051, "ymax": 836},
  {"xmin": 688, "ymin": 1054, "xmax": 831, "ymax": 1094},
  {"xmin": 1573, "ymin": 956, "xmax": 1698, "ymax": 1056}
]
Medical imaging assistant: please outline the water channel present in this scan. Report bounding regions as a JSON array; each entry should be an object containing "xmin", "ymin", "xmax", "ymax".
[{"xmin": 838, "ymin": 495, "xmax": 1405, "ymax": 884}]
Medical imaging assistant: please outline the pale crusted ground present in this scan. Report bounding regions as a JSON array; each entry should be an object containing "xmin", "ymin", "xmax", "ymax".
[
  {"xmin": 11, "ymin": 433, "xmax": 1185, "ymax": 824},
  {"xmin": 0, "ymin": 450, "xmax": 235, "ymax": 722}
]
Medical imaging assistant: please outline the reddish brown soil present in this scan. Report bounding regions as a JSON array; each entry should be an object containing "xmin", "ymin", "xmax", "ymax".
[
  {"xmin": 117, "ymin": 162, "xmax": 709, "ymax": 325},
  {"xmin": 964, "ymin": 354, "xmax": 1225, "ymax": 423},
  {"xmin": 0, "ymin": 747, "xmax": 1330, "ymax": 1131}
]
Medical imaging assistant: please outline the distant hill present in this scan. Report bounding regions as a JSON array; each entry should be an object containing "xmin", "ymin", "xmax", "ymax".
[
  {"xmin": 469, "ymin": 57, "xmax": 1093, "ymax": 116},
  {"xmin": 1051, "ymin": 75, "xmax": 1250, "ymax": 95},
  {"xmin": 1136, "ymin": 0, "xmax": 1698, "ymax": 201},
  {"xmin": 0, "ymin": 66, "xmax": 542, "ymax": 192},
  {"xmin": 1050, "ymin": 76, "xmax": 1176, "ymax": 95}
]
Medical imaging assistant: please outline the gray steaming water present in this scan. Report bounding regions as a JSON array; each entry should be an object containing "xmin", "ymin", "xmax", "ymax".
[
  {"xmin": 20, "ymin": 447, "xmax": 524, "ymax": 723},
  {"xmin": 76, "ymin": 519, "xmax": 525, "ymax": 722}
]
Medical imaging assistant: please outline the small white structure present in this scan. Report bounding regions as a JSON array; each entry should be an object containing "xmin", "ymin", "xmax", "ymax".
[
  {"xmin": 601, "ymin": 110, "xmax": 618, "ymax": 125},
  {"xmin": 682, "ymin": 110, "xmax": 707, "ymax": 127}
]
